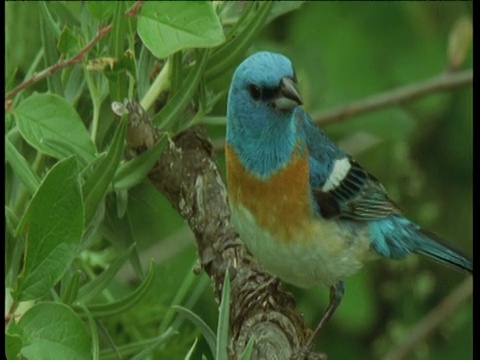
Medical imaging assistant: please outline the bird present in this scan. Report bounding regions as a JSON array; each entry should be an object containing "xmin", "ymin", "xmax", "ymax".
[{"xmin": 224, "ymin": 51, "xmax": 473, "ymax": 348}]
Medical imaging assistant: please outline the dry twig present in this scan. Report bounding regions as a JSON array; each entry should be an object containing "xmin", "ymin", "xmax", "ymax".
[
  {"xmin": 312, "ymin": 69, "xmax": 472, "ymax": 125},
  {"xmin": 382, "ymin": 278, "xmax": 473, "ymax": 360},
  {"xmin": 5, "ymin": 24, "xmax": 113, "ymax": 108}
]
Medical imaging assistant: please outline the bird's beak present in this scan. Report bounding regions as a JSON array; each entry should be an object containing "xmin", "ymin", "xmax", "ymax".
[{"xmin": 274, "ymin": 77, "xmax": 303, "ymax": 110}]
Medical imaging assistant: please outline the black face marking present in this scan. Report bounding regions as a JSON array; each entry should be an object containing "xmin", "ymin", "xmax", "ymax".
[
  {"xmin": 247, "ymin": 77, "xmax": 297, "ymax": 106},
  {"xmin": 261, "ymin": 87, "xmax": 279, "ymax": 101},
  {"xmin": 248, "ymin": 83, "xmax": 279, "ymax": 102}
]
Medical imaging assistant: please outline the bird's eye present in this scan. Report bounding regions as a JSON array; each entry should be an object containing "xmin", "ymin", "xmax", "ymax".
[{"xmin": 248, "ymin": 85, "xmax": 262, "ymax": 100}]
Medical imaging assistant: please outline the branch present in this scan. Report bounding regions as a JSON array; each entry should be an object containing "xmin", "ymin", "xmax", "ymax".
[
  {"xmin": 119, "ymin": 100, "xmax": 324, "ymax": 360},
  {"xmin": 312, "ymin": 69, "xmax": 472, "ymax": 125},
  {"xmin": 382, "ymin": 277, "xmax": 473, "ymax": 360},
  {"xmin": 125, "ymin": 1, "xmax": 144, "ymax": 17},
  {"xmin": 5, "ymin": 24, "xmax": 113, "ymax": 106}
]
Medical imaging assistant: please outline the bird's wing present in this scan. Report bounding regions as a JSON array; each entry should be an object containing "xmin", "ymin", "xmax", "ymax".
[
  {"xmin": 311, "ymin": 156, "xmax": 401, "ymax": 220},
  {"xmin": 298, "ymin": 110, "xmax": 401, "ymax": 221}
]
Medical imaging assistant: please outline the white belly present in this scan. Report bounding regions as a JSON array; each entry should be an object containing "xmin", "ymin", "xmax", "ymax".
[{"xmin": 232, "ymin": 205, "xmax": 373, "ymax": 288}]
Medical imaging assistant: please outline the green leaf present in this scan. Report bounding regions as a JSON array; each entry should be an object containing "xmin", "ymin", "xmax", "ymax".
[
  {"xmin": 80, "ymin": 261, "xmax": 155, "ymax": 319},
  {"xmin": 40, "ymin": 2, "xmax": 61, "ymax": 39},
  {"xmin": 184, "ymin": 338, "xmax": 198, "ymax": 360},
  {"xmin": 109, "ymin": 2, "xmax": 128, "ymax": 57},
  {"xmin": 5, "ymin": 206, "xmax": 24, "ymax": 288},
  {"xmin": 60, "ymin": 270, "xmax": 81, "ymax": 305},
  {"xmin": 104, "ymin": 3, "xmax": 129, "ymax": 100},
  {"xmin": 82, "ymin": 118, "xmax": 127, "ymax": 225},
  {"xmin": 44, "ymin": 2, "xmax": 81, "ymax": 29},
  {"xmin": 76, "ymin": 244, "xmax": 135, "ymax": 304},
  {"xmin": 115, "ymin": 188, "xmax": 129, "ymax": 218},
  {"xmin": 5, "ymin": 136, "xmax": 41, "ymax": 195},
  {"xmin": 16, "ymin": 156, "xmax": 84, "ymax": 301},
  {"xmin": 130, "ymin": 329, "xmax": 180, "ymax": 360},
  {"xmin": 239, "ymin": 336, "xmax": 256, "ymax": 360},
  {"xmin": 57, "ymin": 26, "xmax": 78, "ymax": 55},
  {"xmin": 158, "ymin": 262, "xmax": 199, "ymax": 334},
  {"xmin": 78, "ymin": 305, "xmax": 100, "ymax": 360},
  {"xmin": 87, "ymin": 1, "xmax": 117, "ymax": 21},
  {"xmin": 216, "ymin": 271, "xmax": 231, "ymax": 360},
  {"xmin": 138, "ymin": 2, "xmax": 225, "ymax": 58},
  {"xmin": 15, "ymin": 93, "xmax": 96, "ymax": 163},
  {"xmin": 17, "ymin": 302, "xmax": 92, "ymax": 360},
  {"xmin": 153, "ymin": 50, "xmax": 209, "ymax": 130},
  {"xmin": 5, "ymin": 331, "xmax": 22, "ymax": 360},
  {"xmin": 103, "ymin": 51, "xmax": 137, "ymax": 79},
  {"xmin": 205, "ymin": 2, "xmax": 273, "ymax": 81},
  {"xmin": 64, "ymin": 65, "xmax": 86, "ymax": 103},
  {"xmin": 99, "ymin": 329, "xmax": 177, "ymax": 360},
  {"xmin": 39, "ymin": 12, "xmax": 63, "ymax": 95},
  {"xmin": 137, "ymin": 45, "xmax": 157, "ymax": 100},
  {"xmin": 173, "ymin": 305, "xmax": 216, "ymax": 358},
  {"xmin": 113, "ymin": 133, "xmax": 168, "ymax": 190},
  {"xmin": 102, "ymin": 205, "xmax": 144, "ymax": 280}
]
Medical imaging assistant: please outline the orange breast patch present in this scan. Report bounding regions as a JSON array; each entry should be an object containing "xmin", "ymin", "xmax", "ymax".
[{"xmin": 225, "ymin": 144, "xmax": 313, "ymax": 243}]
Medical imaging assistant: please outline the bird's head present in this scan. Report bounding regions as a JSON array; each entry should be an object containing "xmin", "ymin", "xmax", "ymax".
[{"xmin": 226, "ymin": 52, "xmax": 303, "ymax": 139}]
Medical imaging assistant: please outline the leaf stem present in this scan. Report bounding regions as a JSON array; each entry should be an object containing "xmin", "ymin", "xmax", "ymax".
[
  {"xmin": 91, "ymin": 96, "xmax": 101, "ymax": 144},
  {"xmin": 140, "ymin": 60, "xmax": 171, "ymax": 112}
]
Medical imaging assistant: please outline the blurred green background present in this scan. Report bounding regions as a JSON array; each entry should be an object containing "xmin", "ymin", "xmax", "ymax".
[
  {"xmin": 6, "ymin": 2, "xmax": 472, "ymax": 359},
  {"xmin": 237, "ymin": 3, "xmax": 473, "ymax": 359}
]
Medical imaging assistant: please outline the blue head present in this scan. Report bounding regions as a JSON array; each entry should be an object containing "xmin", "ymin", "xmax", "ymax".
[{"xmin": 226, "ymin": 51, "xmax": 304, "ymax": 176}]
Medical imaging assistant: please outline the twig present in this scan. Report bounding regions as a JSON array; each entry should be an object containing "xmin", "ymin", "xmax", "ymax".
[
  {"xmin": 4, "ymin": 301, "xmax": 16, "ymax": 328},
  {"xmin": 312, "ymin": 69, "xmax": 473, "ymax": 125},
  {"xmin": 5, "ymin": 24, "xmax": 113, "ymax": 104},
  {"xmin": 125, "ymin": 1, "xmax": 144, "ymax": 17},
  {"xmin": 382, "ymin": 277, "xmax": 473, "ymax": 360}
]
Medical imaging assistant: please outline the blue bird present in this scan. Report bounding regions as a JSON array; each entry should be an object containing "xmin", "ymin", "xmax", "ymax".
[{"xmin": 225, "ymin": 51, "xmax": 473, "ymax": 347}]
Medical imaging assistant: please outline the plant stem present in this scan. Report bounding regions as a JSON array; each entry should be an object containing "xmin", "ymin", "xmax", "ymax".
[{"xmin": 140, "ymin": 60, "xmax": 171, "ymax": 112}]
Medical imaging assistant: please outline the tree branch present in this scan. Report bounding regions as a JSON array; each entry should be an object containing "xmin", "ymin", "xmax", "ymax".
[
  {"xmin": 120, "ymin": 100, "xmax": 324, "ymax": 360},
  {"xmin": 5, "ymin": 24, "xmax": 113, "ymax": 108},
  {"xmin": 382, "ymin": 277, "xmax": 473, "ymax": 360},
  {"xmin": 312, "ymin": 69, "xmax": 472, "ymax": 125}
]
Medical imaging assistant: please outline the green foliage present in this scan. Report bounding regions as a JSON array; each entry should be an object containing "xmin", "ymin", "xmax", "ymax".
[
  {"xmin": 174, "ymin": 305, "xmax": 217, "ymax": 357},
  {"xmin": 15, "ymin": 94, "xmax": 96, "ymax": 164},
  {"xmin": 137, "ymin": 2, "xmax": 225, "ymax": 59},
  {"xmin": 5, "ymin": 2, "xmax": 472, "ymax": 360},
  {"xmin": 15, "ymin": 157, "xmax": 83, "ymax": 302},
  {"xmin": 113, "ymin": 134, "xmax": 168, "ymax": 190},
  {"xmin": 10, "ymin": 302, "xmax": 93, "ymax": 360},
  {"xmin": 82, "ymin": 117, "xmax": 127, "ymax": 225},
  {"xmin": 216, "ymin": 273, "xmax": 231, "ymax": 360},
  {"xmin": 5, "ymin": 2, "xmax": 285, "ymax": 359}
]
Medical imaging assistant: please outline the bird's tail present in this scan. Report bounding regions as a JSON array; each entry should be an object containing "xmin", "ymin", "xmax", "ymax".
[{"xmin": 414, "ymin": 229, "xmax": 472, "ymax": 275}]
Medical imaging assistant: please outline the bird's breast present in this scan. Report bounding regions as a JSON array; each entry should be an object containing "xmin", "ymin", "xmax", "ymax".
[{"xmin": 225, "ymin": 144, "xmax": 313, "ymax": 243}]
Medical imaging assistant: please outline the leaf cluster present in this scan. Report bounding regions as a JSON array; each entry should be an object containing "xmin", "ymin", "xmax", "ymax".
[{"xmin": 5, "ymin": 2, "xmax": 298, "ymax": 359}]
